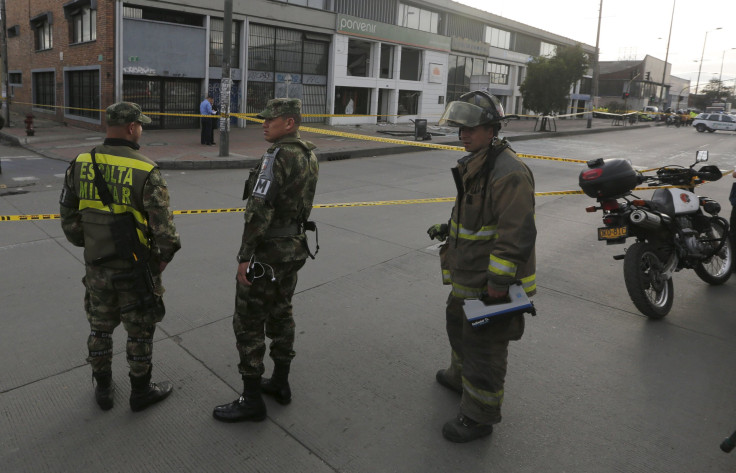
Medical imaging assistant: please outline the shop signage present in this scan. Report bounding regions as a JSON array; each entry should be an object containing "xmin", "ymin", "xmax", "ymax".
[{"xmin": 336, "ymin": 14, "xmax": 451, "ymax": 52}]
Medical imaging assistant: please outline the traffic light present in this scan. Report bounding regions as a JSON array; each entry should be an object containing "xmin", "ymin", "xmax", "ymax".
[{"xmin": 622, "ymin": 92, "xmax": 630, "ymax": 99}]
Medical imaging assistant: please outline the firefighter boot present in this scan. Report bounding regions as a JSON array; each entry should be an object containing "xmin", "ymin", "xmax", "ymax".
[
  {"xmin": 212, "ymin": 377, "xmax": 267, "ymax": 422},
  {"xmin": 129, "ymin": 368, "xmax": 173, "ymax": 412},
  {"xmin": 436, "ymin": 369, "xmax": 463, "ymax": 395},
  {"xmin": 93, "ymin": 371, "xmax": 115, "ymax": 411},
  {"xmin": 260, "ymin": 363, "xmax": 292, "ymax": 405},
  {"xmin": 442, "ymin": 414, "xmax": 494, "ymax": 443}
]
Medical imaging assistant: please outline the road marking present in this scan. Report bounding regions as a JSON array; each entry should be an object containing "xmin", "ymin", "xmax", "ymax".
[{"xmin": 12, "ymin": 176, "xmax": 39, "ymax": 181}]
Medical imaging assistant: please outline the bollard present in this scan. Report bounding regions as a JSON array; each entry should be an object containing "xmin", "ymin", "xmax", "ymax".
[{"xmin": 24, "ymin": 113, "xmax": 35, "ymax": 136}]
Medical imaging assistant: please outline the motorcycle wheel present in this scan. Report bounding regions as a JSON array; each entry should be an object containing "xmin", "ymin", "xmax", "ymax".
[
  {"xmin": 623, "ymin": 242, "xmax": 673, "ymax": 318},
  {"xmin": 694, "ymin": 219, "xmax": 732, "ymax": 285}
]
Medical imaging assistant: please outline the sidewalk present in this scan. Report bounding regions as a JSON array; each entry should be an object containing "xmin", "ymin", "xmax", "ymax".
[{"xmin": 0, "ymin": 110, "xmax": 655, "ymax": 169}]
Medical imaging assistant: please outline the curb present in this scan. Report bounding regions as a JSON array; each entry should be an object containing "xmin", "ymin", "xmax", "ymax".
[{"xmin": 2, "ymin": 122, "xmax": 654, "ymax": 170}]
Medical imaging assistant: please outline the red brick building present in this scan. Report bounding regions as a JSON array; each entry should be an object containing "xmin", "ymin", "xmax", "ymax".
[{"xmin": 5, "ymin": 0, "xmax": 113, "ymax": 130}]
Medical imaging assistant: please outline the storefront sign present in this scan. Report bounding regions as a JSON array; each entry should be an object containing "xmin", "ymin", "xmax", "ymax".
[
  {"xmin": 451, "ymin": 37, "xmax": 490, "ymax": 57},
  {"xmin": 336, "ymin": 14, "xmax": 451, "ymax": 52},
  {"xmin": 428, "ymin": 63, "xmax": 444, "ymax": 83}
]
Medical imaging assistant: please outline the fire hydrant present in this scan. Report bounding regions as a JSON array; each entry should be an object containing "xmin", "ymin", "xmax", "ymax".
[{"xmin": 24, "ymin": 113, "xmax": 35, "ymax": 136}]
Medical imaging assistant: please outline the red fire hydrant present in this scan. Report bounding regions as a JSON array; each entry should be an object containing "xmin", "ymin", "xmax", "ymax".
[{"xmin": 24, "ymin": 113, "xmax": 35, "ymax": 136}]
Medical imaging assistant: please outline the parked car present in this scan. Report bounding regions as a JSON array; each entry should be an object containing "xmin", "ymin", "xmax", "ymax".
[
  {"xmin": 692, "ymin": 113, "xmax": 736, "ymax": 133},
  {"xmin": 642, "ymin": 106, "xmax": 659, "ymax": 120}
]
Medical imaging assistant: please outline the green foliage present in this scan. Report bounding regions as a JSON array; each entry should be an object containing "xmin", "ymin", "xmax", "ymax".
[
  {"xmin": 607, "ymin": 101, "xmax": 627, "ymax": 114},
  {"xmin": 520, "ymin": 44, "xmax": 589, "ymax": 115}
]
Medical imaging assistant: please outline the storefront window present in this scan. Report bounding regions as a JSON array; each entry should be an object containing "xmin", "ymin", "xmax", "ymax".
[
  {"xmin": 380, "ymin": 44, "xmax": 395, "ymax": 79},
  {"xmin": 347, "ymin": 39, "xmax": 372, "ymax": 77},
  {"xmin": 446, "ymin": 54, "xmax": 472, "ymax": 102},
  {"xmin": 335, "ymin": 86, "xmax": 371, "ymax": 115},
  {"xmin": 488, "ymin": 62, "xmax": 509, "ymax": 85},
  {"xmin": 398, "ymin": 90, "xmax": 420, "ymax": 115},
  {"xmin": 399, "ymin": 47, "xmax": 422, "ymax": 81}
]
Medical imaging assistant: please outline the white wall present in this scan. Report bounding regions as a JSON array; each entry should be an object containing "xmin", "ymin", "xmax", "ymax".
[{"xmin": 330, "ymin": 34, "xmax": 449, "ymax": 125}]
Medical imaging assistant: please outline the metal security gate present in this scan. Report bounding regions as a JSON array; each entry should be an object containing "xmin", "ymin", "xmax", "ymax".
[
  {"xmin": 208, "ymin": 80, "xmax": 240, "ymax": 125},
  {"xmin": 246, "ymin": 82, "xmax": 274, "ymax": 118},
  {"xmin": 302, "ymin": 85, "xmax": 327, "ymax": 124},
  {"xmin": 123, "ymin": 76, "xmax": 200, "ymax": 129}
]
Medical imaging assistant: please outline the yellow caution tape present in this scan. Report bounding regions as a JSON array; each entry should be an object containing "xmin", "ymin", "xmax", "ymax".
[{"xmin": 3, "ymin": 179, "xmax": 726, "ymax": 221}]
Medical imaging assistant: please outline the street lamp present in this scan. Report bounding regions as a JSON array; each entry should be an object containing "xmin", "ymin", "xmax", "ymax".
[
  {"xmin": 717, "ymin": 48, "xmax": 736, "ymax": 97},
  {"xmin": 695, "ymin": 27, "xmax": 722, "ymax": 95}
]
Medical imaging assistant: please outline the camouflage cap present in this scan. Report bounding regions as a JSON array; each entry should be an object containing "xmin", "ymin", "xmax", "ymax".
[
  {"xmin": 106, "ymin": 102, "xmax": 152, "ymax": 126},
  {"xmin": 257, "ymin": 98, "xmax": 302, "ymax": 119}
]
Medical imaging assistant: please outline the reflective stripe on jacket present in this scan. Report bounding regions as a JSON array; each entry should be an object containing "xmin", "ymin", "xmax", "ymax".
[{"xmin": 440, "ymin": 141, "xmax": 537, "ymax": 298}]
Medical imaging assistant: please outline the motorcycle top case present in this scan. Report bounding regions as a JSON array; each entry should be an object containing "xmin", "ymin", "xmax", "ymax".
[{"xmin": 579, "ymin": 158, "xmax": 639, "ymax": 199}]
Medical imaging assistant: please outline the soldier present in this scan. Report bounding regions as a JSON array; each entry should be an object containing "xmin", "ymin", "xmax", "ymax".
[
  {"xmin": 427, "ymin": 90, "xmax": 537, "ymax": 442},
  {"xmin": 213, "ymin": 98, "xmax": 319, "ymax": 422},
  {"xmin": 60, "ymin": 102, "xmax": 181, "ymax": 412}
]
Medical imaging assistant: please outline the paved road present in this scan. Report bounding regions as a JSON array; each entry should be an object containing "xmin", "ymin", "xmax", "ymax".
[{"xmin": 2, "ymin": 128, "xmax": 736, "ymax": 472}]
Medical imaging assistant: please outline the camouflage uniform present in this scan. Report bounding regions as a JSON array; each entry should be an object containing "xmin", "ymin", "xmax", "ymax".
[
  {"xmin": 60, "ymin": 103, "xmax": 181, "ymax": 380},
  {"xmin": 234, "ymin": 99, "xmax": 319, "ymax": 379}
]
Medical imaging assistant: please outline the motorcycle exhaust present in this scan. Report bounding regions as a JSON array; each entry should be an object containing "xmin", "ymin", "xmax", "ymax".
[{"xmin": 630, "ymin": 209, "xmax": 665, "ymax": 230}]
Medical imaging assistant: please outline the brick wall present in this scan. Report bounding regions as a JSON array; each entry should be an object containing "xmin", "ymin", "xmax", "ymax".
[{"xmin": 5, "ymin": 0, "xmax": 115, "ymax": 131}]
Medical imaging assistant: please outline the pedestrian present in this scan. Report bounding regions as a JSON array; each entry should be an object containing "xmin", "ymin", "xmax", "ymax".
[
  {"xmin": 213, "ymin": 98, "xmax": 319, "ymax": 423},
  {"xmin": 427, "ymin": 90, "xmax": 537, "ymax": 443},
  {"xmin": 59, "ymin": 101, "xmax": 181, "ymax": 412},
  {"xmin": 200, "ymin": 95, "xmax": 217, "ymax": 145}
]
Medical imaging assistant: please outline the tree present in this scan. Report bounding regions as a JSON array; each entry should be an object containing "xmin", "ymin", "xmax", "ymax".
[
  {"xmin": 701, "ymin": 77, "xmax": 733, "ymax": 108},
  {"xmin": 520, "ymin": 44, "xmax": 589, "ymax": 131}
]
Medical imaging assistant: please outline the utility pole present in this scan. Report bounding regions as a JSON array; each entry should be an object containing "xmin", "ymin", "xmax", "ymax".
[
  {"xmin": 587, "ymin": 0, "xmax": 602, "ymax": 129},
  {"xmin": 658, "ymin": 0, "xmax": 675, "ymax": 108},
  {"xmin": 1, "ymin": 0, "xmax": 11, "ymax": 128},
  {"xmin": 218, "ymin": 0, "xmax": 232, "ymax": 157}
]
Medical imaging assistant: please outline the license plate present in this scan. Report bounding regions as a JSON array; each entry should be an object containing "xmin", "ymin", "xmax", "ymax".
[{"xmin": 598, "ymin": 226, "xmax": 628, "ymax": 241}]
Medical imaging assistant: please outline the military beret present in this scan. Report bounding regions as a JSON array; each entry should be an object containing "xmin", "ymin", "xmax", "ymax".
[
  {"xmin": 106, "ymin": 101, "xmax": 152, "ymax": 126},
  {"xmin": 257, "ymin": 98, "xmax": 302, "ymax": 119}
]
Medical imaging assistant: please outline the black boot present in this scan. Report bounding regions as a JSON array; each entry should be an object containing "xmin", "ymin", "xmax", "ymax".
[
  {"xmin": 261, "ymin": 363, "xmax": 291, "ymax": 405},
  {"xmin": 93, "ymin": 371, "xmax": 115, "ymax": 411},
  {"xmin": 213, "ymin": 377, "xmax": 267, "ymax": 423},
  {"xmin": 129, "ymin": 368, "xmax": 173, "ymax": 412},
  {"xmin": 436, "ymin": 369, "xmax": 462, "ymax": 395},
  {"xmin": 442, "ymin": 414, "xmax": 493, "ymax": 443}
]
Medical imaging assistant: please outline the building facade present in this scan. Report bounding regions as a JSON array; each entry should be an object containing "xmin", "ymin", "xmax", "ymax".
[
  {"xmin": 4, "ymin": 0, "xmax": 595, "ymax": 131},
  {"xmin": 598, "ymin": 55, "xmax": 690, "ymax": 112}
]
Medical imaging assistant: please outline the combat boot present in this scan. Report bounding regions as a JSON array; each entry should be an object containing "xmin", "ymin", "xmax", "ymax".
[
  {"xmin": 213, "ymin": 377, "xmax": 267, "ymax": 423},
  {"xmin": 93, "ymin": 371, "xmax": 115, "ymax": 411},
  {"xmin": 129, "ymin": 368, "xmax": 173, "ymax": 412},
  {"xmin": 442, "ymin": 414, "xmax": 493, "ymax": 443},
  {"xmin": 260, "ymin": 363, "xmax": 291, "ymax": 405}
]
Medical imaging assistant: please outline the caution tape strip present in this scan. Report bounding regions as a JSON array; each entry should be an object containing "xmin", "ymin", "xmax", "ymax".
[{"xmin": 5, "ymin": 183, "xmax": 707, "ymax": 221}]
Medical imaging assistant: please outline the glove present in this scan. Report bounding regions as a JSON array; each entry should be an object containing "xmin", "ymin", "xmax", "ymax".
[{"xmin": 427, "ymin": 223, "xmax": 448, "ymax": 241}]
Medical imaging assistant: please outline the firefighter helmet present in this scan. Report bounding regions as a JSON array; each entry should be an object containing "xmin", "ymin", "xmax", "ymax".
[{"xmin": 438, "ymin": 90, "xmax": 505, "ymax": 128}]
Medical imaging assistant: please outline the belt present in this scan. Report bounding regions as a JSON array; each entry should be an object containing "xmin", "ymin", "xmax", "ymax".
[{"xmin": 265, "ymin": 223, "xmax": 301, "ymax": 238}]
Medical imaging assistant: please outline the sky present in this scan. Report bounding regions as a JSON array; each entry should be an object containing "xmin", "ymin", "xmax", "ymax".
[{"xmin": 454, "ymin": 0, "xmax": 736, "ymax": 90}]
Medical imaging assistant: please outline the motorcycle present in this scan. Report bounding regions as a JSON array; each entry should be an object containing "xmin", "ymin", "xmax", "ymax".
[
  {"xmin": 665, "ymin": 113, "xmax": 682, "ymax": 128},
  {"xmin": 579, "ymin": 150, "xmax": 732, "ymax": 318}
]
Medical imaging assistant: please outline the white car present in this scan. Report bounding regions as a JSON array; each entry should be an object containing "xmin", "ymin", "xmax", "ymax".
[{"xmin": 692, "ymin": 113, "xmax": 736, "ymax": 133}]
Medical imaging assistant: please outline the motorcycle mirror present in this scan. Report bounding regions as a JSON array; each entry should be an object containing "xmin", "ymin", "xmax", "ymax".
[{"xmin": 695, "ymin": 150, "xmax": 709, "ymax": 163}]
